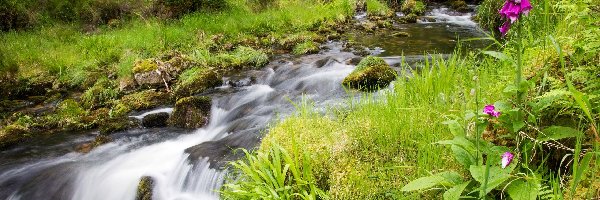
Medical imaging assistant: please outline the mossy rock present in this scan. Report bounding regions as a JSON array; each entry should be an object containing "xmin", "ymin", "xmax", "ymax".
[
  {"xmin": 0, "ymin": 124, "xmax": 29, "ymax": 149},
  {"xmin": 450, "ymin": 0, "xmax": 469, "ymax": 12},
  {"xmin": 42, "ymin": 99, "xmax": 90, "ymax": 130},
  {"xmin": 141, "ymin": 112, "xmax": 170, "ymax": 128},
  {"xmin": 136, "ymin": 176, "xmax": 154, "ymax": 200},
  {"xmin": 81, "ymin": 78, "xmax": 120, "ymax": 109},
  {"xmin": 399, "ymin": 13, "xmax": 418, "ymax": 23},
  {"xmin": 132, "ymin": 59, "xmax": 158, "ymax": 74},
  {"xmin": 99, "ymin": 118, "xmax": 132, "ymax": 135},
  {"xmin": 213, "ymin": 47, "xmax": 269, "ymax": 71},
  {"xmin": 112, "ymin": 90, "xmax": 170, "ymax": 117},
  {"xmin": 342, "ymin": 56, "xmax": 397, "ymax": 91},
  {"xmin": 292, "ymin": 41, "xmax": 320, "ymax": 55},
  {"xmin": 173, "ymin": 68, "xmax": 222, "ymax": 98},
  {"xmin": 168, "ymin": 96, "xmax": 211, "ymax": 129},
  {"xmin": 391, "ymin": 31, "xmax": 411, "ymax": 37}
]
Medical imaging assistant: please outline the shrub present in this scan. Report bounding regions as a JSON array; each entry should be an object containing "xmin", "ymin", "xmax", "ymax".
[{"xmin": 0, "ymin": 0, "xmax": 32, "ymax": 31}]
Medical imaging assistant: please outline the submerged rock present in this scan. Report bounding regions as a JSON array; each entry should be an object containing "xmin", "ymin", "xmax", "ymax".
[
  {"xmin": 168, "ymin": 96, "xmax": 211, "ymax": 129},
  {"xmin": 141, "ymin": 112, "xmax": 170, "ymax": 128},
  {"xmin": 136, "ymin": 176, "xmax": 154, "ymax": 200},
  {"xmin": 391, "ymin": 31, "xmax": 411, "ymax": 37},
  {"xmin": 185, "ymin": 131, "xmax": 260, "ymax": 169},
  {"xmin": 75, "ymin": 135, "xmax": 113, "ymax": 153},
  {"xmin": 342, "ymin": 56, "xmax": 397, "ymax": 91}
]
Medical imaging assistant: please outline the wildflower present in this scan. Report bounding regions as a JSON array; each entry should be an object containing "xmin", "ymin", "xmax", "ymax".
[
  {"xmin": 483, "ymin": 104, "xmax": 500, "ymax": 117},
  {"xmin": 498, "ymin": 0, "xmax": 533, "ymax": 36},
  {"xmin": 501, "ymin": 151, "xmax": 514, "ymax": 168}
]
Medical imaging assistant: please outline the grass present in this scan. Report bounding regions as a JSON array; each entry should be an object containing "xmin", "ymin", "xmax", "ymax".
[
  {"xmin": 0, "ymin": 0, "xmax": 354, "ymax": 86},
  {"xmin": 225, "ymin": 0, "xmax": 600, "ymax": 198}
]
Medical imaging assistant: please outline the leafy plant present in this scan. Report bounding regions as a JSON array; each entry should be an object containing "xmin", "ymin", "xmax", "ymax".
[{"xmin": 221, "ymin": 143, "xmax": 328, "ymax": 200}]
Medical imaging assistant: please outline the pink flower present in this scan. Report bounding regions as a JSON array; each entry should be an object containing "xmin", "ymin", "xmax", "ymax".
[
  {"xmin": 501, "ymin": 151, "xmax": 514, "ymax": 168},
  {"xmin": 483, "ymin": 104, "xmax": 501, "ymax": 117},
  {"xmin": 498, "ymin": 0, "xmax": 533, "ymax": 36}
]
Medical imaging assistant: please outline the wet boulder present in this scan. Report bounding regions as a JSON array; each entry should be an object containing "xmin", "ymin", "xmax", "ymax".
[
  {"xmin": 185, "ymin": 131, "xmax": 260, "ymax": 169},
  {"xmin": 141, "ymin": 112, "xmax": 170, "ymax": 128},
  {"xmin": 342, "ymin": 56, "xmax": 397, "ymax": 91},
  {"xmin": 136, "ymin": 176, "xmax": 155, "ymax": 200},
  {"xmin": 450, "ymin": 0, "xmax": 470, "ymax": 12},
  {"xmin": 168, "ymin": 96, "xmax": 211, "ymax": 129}
]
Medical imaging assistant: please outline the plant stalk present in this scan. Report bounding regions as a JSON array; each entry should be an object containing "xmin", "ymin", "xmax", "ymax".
[{"xmin": 516, "ymin": 20, "xmax": 524, "ymax": 105}]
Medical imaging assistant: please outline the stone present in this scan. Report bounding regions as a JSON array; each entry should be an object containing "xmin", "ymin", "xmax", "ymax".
[
  {"xmin": 141, "ymin": 112, "xmax": 170, "ymax": 128},
  {"xmin": 185, "ymin": 131, "xmax": 260, "ymax": 169},
  {"xmin": 168, "ymin": 96, "xmax": 211, "ymax": 129},
  {"xmin": 119, "ymin": 77, "xmax": 138, "ymax": 93},
  {"xmin": 135, "ymin": 176, "xmax": 154, "ymax": 200},
  {"xmin": 342, "ymin": 56, "xmax": 397, "ymax": 91}
]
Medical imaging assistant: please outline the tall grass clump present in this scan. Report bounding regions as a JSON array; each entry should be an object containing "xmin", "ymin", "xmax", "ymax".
[{"xmin": 221, "ymin": 143, "xmax": 327, "ymax": 200}]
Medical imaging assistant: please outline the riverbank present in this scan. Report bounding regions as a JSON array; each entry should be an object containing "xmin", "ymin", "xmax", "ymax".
[
  {"xmin": 223, "ymin": 0, "xmax": 600, "ymax": 199},
  {"xmin": 0, "ymin": 0, "xmax": 359, "ymax": 149}
]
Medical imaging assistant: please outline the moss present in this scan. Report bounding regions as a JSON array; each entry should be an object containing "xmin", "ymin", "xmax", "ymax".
[
  {"xmin": 173, "ymin": 67, "xmax": 222, "ymax": 98},
  {"xmin": 399, "ymin": 13, "xmax": 418, "ymax": 23},
  {"xmin": 342, "ymin": 56, "xmax": 397, "ymax": 91},
  {"xmin": 132, "ymin": 59, "xmax": 158, "ymax": 74},
  {"xmin": 112, "ymin": 90, "xmax": 170, "ymax": 117},
  {"xmin": 292, "ymin": 41, "xmax": 320, "ymax": 55},
  {"xmin": 81, "ymin": 78, "xmax": 120, "ymax": 109},
  {"xmin": 99, "ymin": 118, "xmax": 131, "ymax": 135},
  {"xmin": 136, "ymin": 176, "xmax": 154, "ymax": 200},
  {"xmin": 43, "ymin": 99, "xmax": 90, "ymax": 130},
  {"xmin": 0, "ymin": 123, "xmax": 29, "ymax": 149},
  {"xmin": 168, "ymin": 96, "xmax": 211, "ymax": 128}
]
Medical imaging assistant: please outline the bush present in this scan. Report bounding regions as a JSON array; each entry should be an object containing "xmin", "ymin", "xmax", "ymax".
[{"xmin": 0, "ymin": 0, "xmax": 33, "ymax": 31}]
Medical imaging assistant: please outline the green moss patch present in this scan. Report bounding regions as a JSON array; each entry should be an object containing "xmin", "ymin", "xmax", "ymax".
[
  {"xmin": 292, "ymin": 41, "xmax": 320, "ymax": 55},
  {"xmin": 342, "ymin": 56, "xmax": 397, "ymax": 91}
]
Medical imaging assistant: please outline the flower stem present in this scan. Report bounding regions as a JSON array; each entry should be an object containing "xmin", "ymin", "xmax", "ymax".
[{"xmin": 516, "ymin": 20, "xmax": 523, "ymax": 105}]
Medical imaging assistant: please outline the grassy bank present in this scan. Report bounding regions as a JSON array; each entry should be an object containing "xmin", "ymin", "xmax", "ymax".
[
  {"xmin": 223, "ymin": 0, "xmax": 600, "ymax": 199},
  {"xmin": 0, "ymin": 0, "xmax": 355, "ymax": 149}
]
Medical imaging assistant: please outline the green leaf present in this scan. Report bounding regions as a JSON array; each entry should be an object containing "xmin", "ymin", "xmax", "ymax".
[
  {"xmin": 537, "ymin": 126, "xmax": 583, "ymax": 142},
  {"xmin": 401, "ymin": 171, "xmax": 463, "ymax": 191},
  {"xmin": 452, "ymin": 145, "xmax": 476, "ymax": 168},
  {"xmin": 470, "ymin": 163, "xmax": 516, "ymax": 195},
  {"xmin": 481, "ymin": 51, "xmax": 511, "ymax": 62},
  {"xmin": 507, "ymin": 179, "xmax": 539, "ymax": 200},
  {"xmin": 512, "ymin": 121, "xmax": 525, "ymax": 133},
  {"xmin": 443, "ymin": 181, "xmax": 470, "ymax": 200},
  {"xmin": 503, "ymin": 85, "xmax": 518, "ymax": 96},
  {"xmin": 443, "ymin": 120, "xmax": 465, "ymax": 137}
]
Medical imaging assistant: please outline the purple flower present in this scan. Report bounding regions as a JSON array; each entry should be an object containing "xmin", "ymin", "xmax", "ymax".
[
  {"xmin": 483, "ymin": 104, "xmax": 501, "ymax": 117},
  {"xmin": 499, "ymin": 22, "xmax": 511, "ymax": 37},
  {"xmin": 498, "ymin": 0, "xmax": 533, "ymax": 36},
  {"xmin": 501, "ymin": 151, "xmax": 514, "ymax": 168}
]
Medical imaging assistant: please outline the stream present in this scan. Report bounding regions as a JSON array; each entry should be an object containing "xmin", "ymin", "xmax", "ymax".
[{"xmin": 0, "ymin": 6, "xmax": 486, "ymax": 200}]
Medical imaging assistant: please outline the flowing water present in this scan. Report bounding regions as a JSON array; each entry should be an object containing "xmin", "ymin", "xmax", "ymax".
[{"xmin": 0, "ymin": 6, "xmax": 484, "ymax": 200}]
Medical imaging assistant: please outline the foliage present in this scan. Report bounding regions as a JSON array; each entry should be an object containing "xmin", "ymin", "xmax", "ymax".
[
  {"xmin": 401, "ymin": 0, "xmax": 425, "ymax": 16},
  {"xmin": 221, "ymin": 143, "xmax": 327, "ymax": 200},
  {"xmin": 81, "ymin": 78, "xmax": 120, "ymax": 109},
  {"xmin": 366, "ymin": 0, "xmax": 391, "ymax": 16}
]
